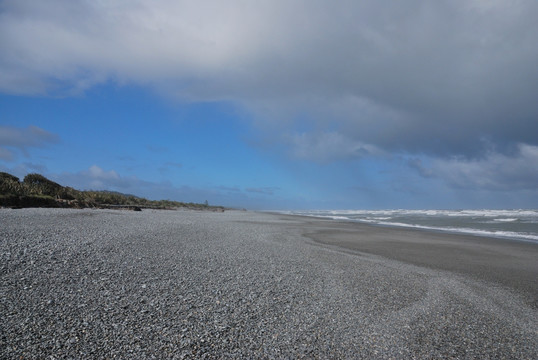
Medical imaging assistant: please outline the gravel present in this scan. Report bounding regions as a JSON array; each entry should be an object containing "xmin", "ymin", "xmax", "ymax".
[{"xmin": 1, "ymin": 208, "xmax": 537, "ymax": 358}]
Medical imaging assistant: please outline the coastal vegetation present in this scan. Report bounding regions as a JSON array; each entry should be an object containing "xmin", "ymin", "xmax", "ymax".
[{"xmin": 0, "ymin": 171, "xmax": 223, "ymax": 211}]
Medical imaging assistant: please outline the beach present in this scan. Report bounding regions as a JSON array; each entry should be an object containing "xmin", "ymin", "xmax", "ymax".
[{"xmin": 1, "ymin": 208, "xmax": 537, "ymax": 358}]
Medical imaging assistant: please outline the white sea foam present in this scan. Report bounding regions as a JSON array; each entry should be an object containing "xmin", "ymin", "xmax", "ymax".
[
  {"xmin": 279, "ymin": 209, "xmax": 538, "ymax": 243},
  {"xmin": 373, "ymin": 221, "xmax": 538, "ymax": 242}
]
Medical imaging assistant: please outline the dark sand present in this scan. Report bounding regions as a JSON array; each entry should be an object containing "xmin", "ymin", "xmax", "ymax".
[{"xmin": 297, "ymin": 215, "xmax": 538, "ymax": 305}]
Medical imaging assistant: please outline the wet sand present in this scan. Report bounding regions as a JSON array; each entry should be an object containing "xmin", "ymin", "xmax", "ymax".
[{"xmin": 297, "ymin": 216, "xmax": 538, "ymax": 305}]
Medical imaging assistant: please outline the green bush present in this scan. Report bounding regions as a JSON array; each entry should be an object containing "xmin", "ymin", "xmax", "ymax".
[
  {"xmin": 0, "ymin": 172, "xmax": 23, "ymax": 195},
  {"xmin": 0, "ymin": 171, "xmax": 224, "ymax": 210},
  {"xmin": 23, "ymin": 173, "xmax": 63, "ymax": 197}
]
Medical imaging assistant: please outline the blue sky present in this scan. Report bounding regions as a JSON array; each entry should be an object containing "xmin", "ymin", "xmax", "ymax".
[{"xmin": 1, "ymin": 0, "xmax": 538, "ymax": 209}]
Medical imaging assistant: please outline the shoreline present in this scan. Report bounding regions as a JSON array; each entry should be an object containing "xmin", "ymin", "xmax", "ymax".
[
  {"xmin": 268, "ymin": 210, "xmax": 538, "ymax": 244},
  {"xmin": 272, "ymin": 212, "xmax": 538, "ymax": 304}
]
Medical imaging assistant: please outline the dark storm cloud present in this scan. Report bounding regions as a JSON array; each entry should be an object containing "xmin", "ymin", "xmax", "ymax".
[
  {"xmin": 427, "ymin": 144, "xmax": 538, "ymax": 191},
  {"xmin": 1, "ymin": 0, "xmax": 537, "ymax": 188}
]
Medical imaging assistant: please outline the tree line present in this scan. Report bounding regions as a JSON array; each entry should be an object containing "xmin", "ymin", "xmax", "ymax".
[{"xmin": 0, "ymin": 172, "xmax": 223, "ymax": 211}]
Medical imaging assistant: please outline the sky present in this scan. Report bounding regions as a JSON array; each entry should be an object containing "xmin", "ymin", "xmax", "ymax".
[{"xmin": 1, "ymin": 0, "xmax": 537, "ymax": 209}]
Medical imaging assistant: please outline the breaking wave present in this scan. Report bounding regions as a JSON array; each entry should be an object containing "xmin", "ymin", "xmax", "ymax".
[{"xmin": 279, "ymin": 209, "xmax": 538, "ymax": 242}]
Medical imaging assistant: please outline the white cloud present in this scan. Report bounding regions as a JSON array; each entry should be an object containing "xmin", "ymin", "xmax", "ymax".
[
  {"xmin": 420, "ymin": 143, "xmax": 538, "ymax": 190},
  {"xmin": 56, "ymin": 165, "xmax": 135, "ymax": 191},
  {"xmin": 85, "ymin": 165, "xmax": 122, "ymax": 188},
  {"xmin": 1, "ymin": 0, "xmax": 537, "ymax": 174}
]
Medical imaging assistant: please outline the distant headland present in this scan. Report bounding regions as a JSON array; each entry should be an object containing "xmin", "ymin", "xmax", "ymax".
[{"xmin": 0, "ymin": 171, "xmax": 224, "ymax": 211}]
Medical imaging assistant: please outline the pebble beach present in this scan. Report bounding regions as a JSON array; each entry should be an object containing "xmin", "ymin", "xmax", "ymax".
[{"xmin": 1, "ymin": 208, "xmax": 537, "ymax": 358}]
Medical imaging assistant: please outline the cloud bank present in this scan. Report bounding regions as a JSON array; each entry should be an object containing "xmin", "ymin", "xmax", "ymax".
[
  {"xmin": 1, "ymin": 0, "xmax": 537, "ymax": 193},
  {"xmin": 429, "ymin": 144, "xmax": 538, "ymax": 191}
]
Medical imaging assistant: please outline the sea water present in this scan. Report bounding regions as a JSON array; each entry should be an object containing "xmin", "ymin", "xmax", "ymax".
[{"xmin": 280, "ymin": 209, "xmax": 538, "ymax": 243}]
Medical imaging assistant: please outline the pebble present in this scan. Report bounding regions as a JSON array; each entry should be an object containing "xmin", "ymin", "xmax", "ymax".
[{"xmin": 1, "ymin": 208, "xmax": 536, "ymax": 358}]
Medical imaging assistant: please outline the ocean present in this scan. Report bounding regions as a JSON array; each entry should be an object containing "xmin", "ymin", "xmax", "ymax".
[{"xmin": 280, "ymin": 209, "xmax": 538, "ymax": 243}]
